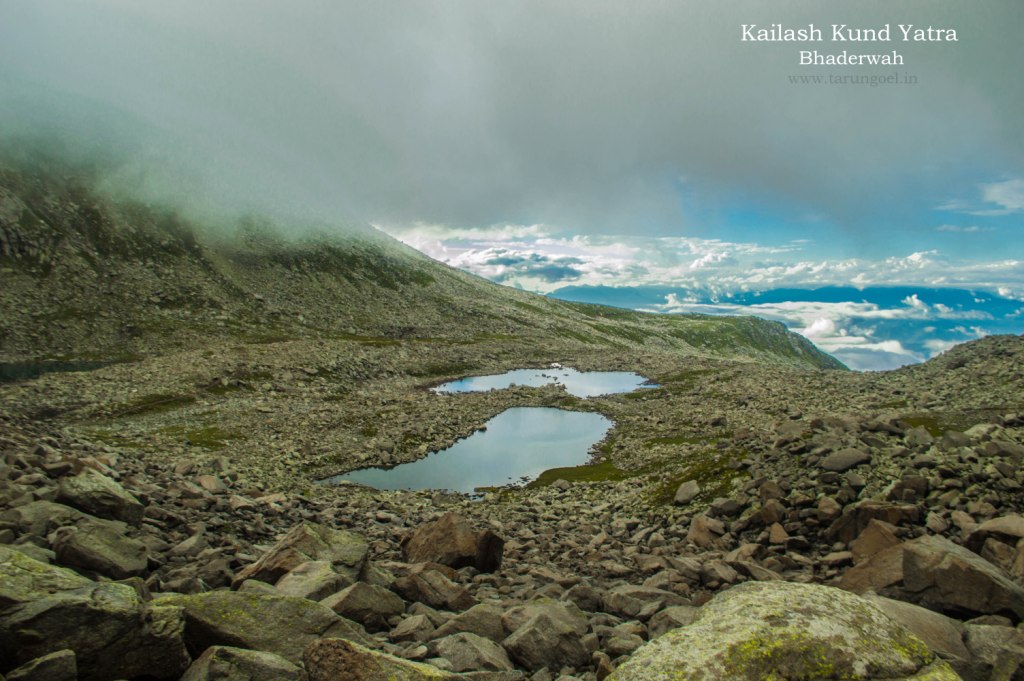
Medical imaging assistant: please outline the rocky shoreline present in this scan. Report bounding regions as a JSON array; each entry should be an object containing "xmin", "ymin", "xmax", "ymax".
[{"xmin": 3, "ymin": 334, "xmax": 1024, "ymax": 679}]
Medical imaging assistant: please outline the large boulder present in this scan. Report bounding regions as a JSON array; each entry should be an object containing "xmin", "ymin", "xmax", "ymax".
[
  {"xmin": 303, "ymin": 638, "xmax": 460, "ymax": 680},
  {"xmin": 57, "ymin": 470, "xmax": 144, "ymax": 526},
  {"xmin": 402, "ymin": 513, "xmax": 504, "ymax": 573},
  {"xmin": 231, "ymin": 522, "xmax": 369, "ymax": 588},
  {"xmin": 275, "ymin": 561, "xmax": 346, "ymax": 602},
  {"xmin": 393, "ymin": 569, "xmax": 477, "ymax": 612},
  {"xmin": 501, "ymin": 612, "xmax": 590, "ymax": 673},
  {"xmin": 0, "ymin": 546, "xmax": 90, "ymax": 608},
  {"xmin": 608, "ymin": 581, "xmax": 959, "ymax": 680},
  {"xmin": 180, "ymin": 646, "xmax": 301, "ymax": 681},
  {"xmin": 2, "ymin": 501, "xmax": 85, "ymax": 537},
  {"xmin": 433, "ymin": 632, "xmax": 515, "ymax": 672},
  {"xmin": 319, "ymin": 582, "xmax": 406, "ymax": 632},
  {"xmin": 0, "ymin": 581, "xmax": 190, "ymax": 681},
  {"xmin": 5, "ymin": 650, "xmax": 77, "ymax": 681},
  {"xmin": 153, "ymin": 591, "xmax": 369, "ymax": 664},
  {"xmin": 902, "ymin": 534, "xmax": 1024, "ymax": 621},
  {"xmin": 49, "ymin": 517, "xmax": 148, "ymax": 580},
  {"xmin": 432, "ymin": 603, "xmax": 506, "ymax": 643},
  {"xmin": 827, "ymin": 500, "xmax": 920, "ymax": 544}
]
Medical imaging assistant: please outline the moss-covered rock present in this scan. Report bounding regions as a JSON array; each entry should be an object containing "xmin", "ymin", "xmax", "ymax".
[
  {"xmin": 57, "ymin": 469, "xmax": 144, "ymax": 526},
  {"xmin": 153, "ymin": 591, "xmax": 369, "ymax": 664},
  {"xmin": 609, "ymin": 581, "xmax": 961, "ymax": 681},
  {"xmin": 0, "ymin": 546, "xmax": 91, "ymax": 609},
  {"xmin": 303, "ymin": 638, "xmax": 460, "ymax": 681},
  {"xmin": 231, "ymin": 522, "xmax": 368, "ymax": 588},
  {"xmin": 0, "ymin": 582, "xmax": 190, "ymax": 681}
]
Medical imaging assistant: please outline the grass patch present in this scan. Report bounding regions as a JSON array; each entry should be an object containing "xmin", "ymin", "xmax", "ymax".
[
  {"xmin": 160, "ymin": 425, "xmax": 241, "ymax": 449},
  {"xmin": 409, "ymin": 361, "xmax": 479, "ymax": 378},
  {"xmin": 648, "ymin": 450, "xmax": 745, "ymax": 506},
  {"xmin": 528, "ymin": 460, "xmax": 631, "ymax": 488},
  {"xmin": 106, "ymin": 393, "xmax": 196, "ymax": 418}
]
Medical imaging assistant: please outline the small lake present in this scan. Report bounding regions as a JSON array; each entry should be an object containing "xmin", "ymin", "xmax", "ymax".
[
  {"xmin": 323, "ymin": 407, "xmax": 612, "ymax": 494},
  {"xmin": 433, "ymin": 367, "xmax": 656, "ymax": 398},
  {"xmin": 0, "ymin": 360, "xmax": 114, "ymax": 383}
]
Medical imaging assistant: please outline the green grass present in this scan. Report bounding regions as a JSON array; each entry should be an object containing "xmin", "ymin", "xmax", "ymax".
[
  {"xmin": 106, "ymin": 392, "xmax": 196, "ymax": 418},
  {"xmin": 159, "ymin": 425, "xmax": 241, "ymax": 449},
  {"xmin": 528, "ymin": 460, "xmax": 631, "ymax": 488},
  {"xmin": 648, "ymin": 450, "xmax": 746, "ymax": 505}
]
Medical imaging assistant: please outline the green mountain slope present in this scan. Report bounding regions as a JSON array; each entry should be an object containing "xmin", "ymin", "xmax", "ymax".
[{"xmin": 0, "ymin": 158, "xmax": 843, "ymax": 371}]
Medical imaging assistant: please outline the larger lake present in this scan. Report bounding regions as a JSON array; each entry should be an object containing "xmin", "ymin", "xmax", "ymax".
[
  {"xmin": 324, "ymin": 407, "xmax": 612, "ymax": 494},
  {"xmin": 433, "ymin": 367, "xmax": 656, "ymax": 398}
]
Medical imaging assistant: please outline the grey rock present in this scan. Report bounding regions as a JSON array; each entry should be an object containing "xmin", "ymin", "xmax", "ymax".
[
  {"xmin": 502, "ymin": 613, "xmax": 590, "ymax": 673},
  {"xmin": 434, "ymin": 632, "xmax": 515, "ymax": 672},
  {"xmin": 0, "ymin": 582, "xmax": 190, "ymax": 681},
  {"xmin": 672, "ymin": 480, "xmax": 700, "ymax": 506},
  {"xmin": 275, "ymin": 560, "xmax": 346, "ymax": 601},
  {"xmin": 57, "ymin": 470, "xmax": 144, "ymax": 526},
  {"xmin": 320, "ymin": 581, "xmax": 405, "ymax": 632},
  {"xmin": 6, "ymin": 650, "xmax": 76, "ymax": 681},
  {"xmin": 608, "ymin": 581, "xmax": 957, "ymax": 680},
  {"xmin": 153, "ymin": 591, "xmax": 369, "ymax": 664},
  {"xmin": 49, "ymin": 517, "xmax": 148, "ymax": 579},
  {"xmin": 180, "ymin": 646, "xmax": 301, "ymax": 681},
  {"xmin": 820, "ymin": 448, "xmax": 871, "ymax": 473},
  {"xmin": 231, "ymin": 522, "xmax": 368, "ymax": 588},
  {"xmin": 902, "ymin": 534, "xmax": 1024, "ymax": 621}
]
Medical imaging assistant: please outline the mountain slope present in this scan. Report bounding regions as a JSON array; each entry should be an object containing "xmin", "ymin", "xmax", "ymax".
[{"xmin": 0, "ymin": 158, "xmax": 843, "ymax": 370}]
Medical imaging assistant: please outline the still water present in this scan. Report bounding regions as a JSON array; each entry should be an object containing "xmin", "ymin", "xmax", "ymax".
[
  {"xmin": 324, "ymin": 407, "xmax": 612, "ymax": 494},
  {"xmin": 433, "ymin": 367, "xmax": 656, "ymax": 398}
]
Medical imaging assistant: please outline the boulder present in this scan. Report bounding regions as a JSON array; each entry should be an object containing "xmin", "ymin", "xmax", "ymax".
[
  {"xmin": 57, "ymin": 470, "xmax": 144, "ymax": 526},
  {"xmin": 390, "ymin": 614, "xmax": 436, "ymax": 643},
  {"xmin": 231, "ymin": 522, "xmax": 368, "ymax": 588},
  {"xmin": 180, "ymin": 646, "xmax": 301, "ymax": 681},
  {"xmin": 500, "ymin": 599, "xmax": 588, "ymax": 637},
  {"xmin": 850, "ymin": 519, "xmax": 901, "ymax": 563},
  {"xmin": 686, "ymin": 515, "xmax": 724, "ymax": 548},
  {"xmin": 0, "ymin": 582, "xmax": 190, "ymax": 681},
  {"xmin": 902, "ymin": 534, "xmax": 1024, "ymax": 621},
  {"xmin": 820, "ymin": 448, "xmax": 871, "ymax": 472},
  {"xmin": 965, "ymin": 514, "xmax": 1024, "ymax": 553},
  {"xmin": 963, "ymin": 624, "xmax": 1024, "ymax": 681},
  {"xmin": 303, "ymin": 638, "xmax": 460, "ymax": 681},
  {"xmin": 647, "ymin": 605, "xmax": 699, "ymax": 639},
  {"xmin": 402, "ymin": 513, "xmax": 504, "ymax": 573},
  {"xmin": 320, "ymin": 582, "xmax": 405, "ymax": 631},
  {"xmin": 393, "ymin": 569, "xmax": 477, "ymax": 612},
  {"xmin": 838, "ymin": 543, "xmax": 906, "ymax": 594},
  {"xmin": 827, "ymin": 500, "xmax": 919, "ymax": 544},
  {"xmin": 672, "ymin": 480, "xmax": 700, "ymax": 505},
  {"xmin": 433, "ymin": 632, "xmax": 515, "ymax": 672},
  {"xmin": 601, "ymin": 585, "xmax": 682, "ymax": 621},
  {"xmin": 153, "ymin": 591, "xmax": 369, "ymax": 664},
  {"xmin": 2, "ymin": 501, "xmax": 85, "ymax": 537},
  {"xmin": 6, "ymin": 650, "xmax": 77, "ymax": 681},
  {"xmin": 608, "ymin": 581, "xmax": 959, "ymax": 680},
  {"xmin": 49, "ymin": 517, "xmax": 148, "ymax": 579},
  {"xmin": 861, "ymin": 594, "xmax": 969, "ymax": 663},
  {"xmin": 275, "ymin": 561, "xmax": 346, "ymax": 601},
  {"xmin": 501, "ymin": 613, "xmax": 590, "ymax": 673},
  {"xmin": 0, "ymin": 545, "xmax": 90, "ymax": 609},
  {"xmin": 432, "ymin": 603, "xmax": 506, "ymax": 643}
]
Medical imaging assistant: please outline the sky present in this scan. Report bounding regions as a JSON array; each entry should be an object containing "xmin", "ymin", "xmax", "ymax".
[{"xmin": 0, "ymin": 1, "xmax": 1021, "ymax": 370}]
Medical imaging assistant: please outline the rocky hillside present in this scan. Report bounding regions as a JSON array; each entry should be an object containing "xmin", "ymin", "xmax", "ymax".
[
  {"xmin": 0, "ymin": 156, "xmax": 841, "ymax": 371},
  {"xmin": 3, "ymin": 153, "xmax": 1024, "ymax": 680}
]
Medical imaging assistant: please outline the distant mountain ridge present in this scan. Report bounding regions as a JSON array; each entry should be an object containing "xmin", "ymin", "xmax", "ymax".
[{"xmin": 0, "ymin": 157, "xmax": 844, "ymax": 371}]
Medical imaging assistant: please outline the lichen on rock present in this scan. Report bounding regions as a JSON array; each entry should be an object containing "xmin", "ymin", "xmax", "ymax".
[{"xmin": 609, "ymin": 581, "xmax": 961, "ymax": 680}]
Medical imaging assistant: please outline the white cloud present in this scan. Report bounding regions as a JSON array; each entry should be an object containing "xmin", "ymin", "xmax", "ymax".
[
  {"xmin": 380, "ymin": 223, "xmax": 1024, "ymax": 298},
  {"xmin": 936, "ymin": 224, "xmax": 994, "ymax": 233},
  {"xmin": 940, "ymin": 178, "xmax": 1024, "ymax": 217}
]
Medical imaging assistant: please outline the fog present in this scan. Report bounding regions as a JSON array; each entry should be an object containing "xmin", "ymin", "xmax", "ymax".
[{"xmin": 1, "ymin": 0, "xmax": 1020, "ymax": 236}]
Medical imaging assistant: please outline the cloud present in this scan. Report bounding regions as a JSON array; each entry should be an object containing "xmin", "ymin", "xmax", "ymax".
[
  {"xmin": 0, "ymin": 1, "xmax": 1022, "ymax": 237},
  {"xmin": 936, "ymin": 224, "xmax": 994, "ymax": 233},
  {"xmin": 940, "ymin": 178, "xmax": 1024, "ymax": 217}
]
